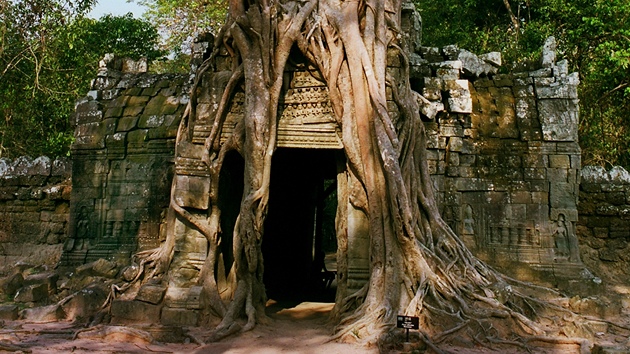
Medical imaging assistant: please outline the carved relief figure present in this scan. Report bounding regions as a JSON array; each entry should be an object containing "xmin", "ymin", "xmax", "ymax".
[
  {"xmin": 553, "ymin": 214, "xmax": 570, "ymax": 259},
  {"xmin": 463, "ymin": 204, "xmax": 475, "ymax": 235},
  {"xmin": 72, "ymin": 206, "xmax": 91, "ymax": 250}
]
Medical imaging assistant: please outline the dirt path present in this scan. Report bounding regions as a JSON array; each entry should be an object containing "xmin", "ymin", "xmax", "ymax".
[
  {"xmin": 3, "ymin": 298, "xmax": 630, "ymax": 353},
  {"xmin": 0, "ymin": 302, "xmax": 378, "ymax": 354}
]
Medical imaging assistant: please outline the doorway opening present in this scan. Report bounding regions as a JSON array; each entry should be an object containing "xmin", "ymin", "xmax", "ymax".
[{"xmin": 262, "ymin": 148, "xmax": 341, "ymax": 302}]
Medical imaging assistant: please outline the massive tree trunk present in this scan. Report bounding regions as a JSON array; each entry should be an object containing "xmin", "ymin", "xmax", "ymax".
[{"xmin": 129, "ymin": 0, "xmax": 595, "ymax": 350}]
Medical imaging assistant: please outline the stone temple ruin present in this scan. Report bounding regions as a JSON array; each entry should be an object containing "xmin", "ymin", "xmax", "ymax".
[
  {"xmin": 56, "ymin": 12, "xmax": 592, "ymax": 324},
  {"xmin": 3, "ymin": 8, "xmax": 621, "ymax": 329}
]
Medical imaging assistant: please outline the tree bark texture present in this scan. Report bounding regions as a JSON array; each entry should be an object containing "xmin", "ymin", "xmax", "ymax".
[{"xmin": 128, "ymin": 0, "xmax": 596, "ymax": 350}]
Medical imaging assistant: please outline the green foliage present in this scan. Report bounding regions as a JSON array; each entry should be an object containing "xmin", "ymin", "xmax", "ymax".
[
  {"xmin": 0, "ymin": 1, "xmax": 163, "ymax": 158},
  {"xmin": 418, "ymin": 0, "xmax": 630, "ymax": 168},
  {"xmin": 134, "ymin": 0, "xmax": 228, "ymax": 72}
]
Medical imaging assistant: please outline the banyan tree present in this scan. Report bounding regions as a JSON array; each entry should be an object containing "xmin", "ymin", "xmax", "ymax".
[{"xmin": 124, "ymin": 0, "xmax": 596, "ymax": 350}]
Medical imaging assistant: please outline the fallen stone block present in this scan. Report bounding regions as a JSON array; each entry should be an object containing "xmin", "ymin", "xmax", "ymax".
[
  {"xmin": 111, "ymin": 299, "xmax": 161, "ymax": 324},
  {"xmin": 76, "ymin": 258, "xmax": 119, "ymax": 278},
  {"xmin": 0, "ymin": 304, "xmax": 19, "ymax": 320},
  {"xmin": 160, "ymin": 307, "xmax": 199, "ymax": 327},
  {"xmin": 24, "ymin": 272, "xmax": 59, "ymax": 295},
  {"xmin": 0, "ymin": 273, "xmax": 24, "ymax": 297},
  {"xmin": 21, "ymin": 304, "xmax": 65, "ymax": 322},
  {"xmin": 457, "ymin": 49, "xmax": 499, "ymax": 77},
  {"xmin": 14, "ymin": 283, "xmax": 48, "ymax": 303},
  {"xmin": 135, "ymin": 284, "xmax": 167, "ymax": 305},
  {"xmin": 480, "ymin": 52, "xmax": 502, "ymax": 67},
  {"xmin": 61, "ymin": 283, "xmax": 109, "ymax": 321}
]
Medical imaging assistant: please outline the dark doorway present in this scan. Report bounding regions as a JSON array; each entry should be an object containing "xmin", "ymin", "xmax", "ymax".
[{"xmin": 262, "ymin": 148, "xmax": 339, "ymax": 301}]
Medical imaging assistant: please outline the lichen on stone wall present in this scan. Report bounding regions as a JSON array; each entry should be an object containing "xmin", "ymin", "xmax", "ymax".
[
  {"xmin": 0, "ymin": 156, "xmax": 71, "ymax": 275},
  {"xmin": 578, "ymin": 165, "xmax": 630, "ymax": 283}
]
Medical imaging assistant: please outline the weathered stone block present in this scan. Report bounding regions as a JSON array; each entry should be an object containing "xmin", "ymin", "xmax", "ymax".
[
  {"xmin": 513, "ymin": 85, "xmax": 534, "ymax": 98},
  {"xmin": 550, "ymin": 182, "xmax": 577, "ymax": 209},
  {"xmin": 173, "ymin": 175, "xmax": 210, "ymax": 210},
  {"xmin": 510, "ymin": 191, "xmax": 532, "ymax": 204},
  {"xmin": 436, "ymin": 68, "xmax": 460, "ymax": 80},
  {"xmin": 117, "ymin": 116, "xmax": 139, "ymax": 132},
  {"xmin": 446, "ymin": 166, "xmax": 460, "ymax": 177},
  {"xmin": 160, "ymin": 307, "xmax": 199, "ymax": 326},
  {"xmin": 24, "ymin": 272, "xmax": 58, "ymax": 295},
  {"xmin": 446, "ymin": 151, "xmax": 460, "ymax": 166},
  {"xmin": 76, "ymin": 258, "xmax": 119, "ymax": 278},
  {"xmin": 0, "ymin": 187, "xmax": 17, "ymax": 200},
  {"xmin": 547, "ymin": 168, "xmax": 568, "ymax": 182},
  {"xmin": 144, "ymin": 95, "xmax": 180, "ymax": 116},
  {"xmin": 551, "ymin": 208, "xmax": 578, "ymax": 222},
  {"xmin": 75, "ymin": 101, "xmax": 103, "ymax": 124},
  {"xmin": 538, "ymin": 99, "xmax": 579, "ymax": 141},
  {"xmin": 541, "ymin": 37, "xmax": 557, "ymax": 68},
  {"xmin": 0, "ymin": 273, "xmax": 24, "ymax": 296},
  {"xmin": 494, "ymin": 77, "xmax": 513, "ymax": 87},
  {"xmin": 480, "ymin": 52, "xmax": 501, "ymax": 67},
  {"xmin": 14, "ymin": 283, "xmax": 48, "ymax": 303},
  {"xmin": 445, "ymin": 80, "xmax": 472, "ymax": 113},
  {"xmin": 102, "ymin": 88, "xmax": 120, "ymax": 100},
  {"xmin": 123, "ymin": 106, "xmax": 144, "ymax": 117},
  {"xmin": 536, "ymin": 81, "xmax": 578, "ymax": 99},
  {"xmin": 138, "ymin": 114, "xmax": 166, "ymax": 129},
  {"xmin": 0, "ymin": 305, "xmax": 19, "ymax": 320},
  {"xmin": 457, "ymin": 49, "xmax": 498, "ymax": 77},
  {"xmin": 127, "ymin": 129, "xmax": 148, "ymax": 144},
  {"xmin": 458, "ymin": 167, "xmax": 477, "ymax": 178},
  {"xmin": 549, "ymin": 155, "xmax": 571, "ymax": 169},
  {"xmin": 104, "ymin": 107, "xmax": 124, "ymax": 119},
  {"xmin": 514, "ymin": 77, "xmax": 534, "ymax": 86},
  {"xmin": 422, "ymin": 77, "xmax": 442, "ymax": 100},
  {"xmin": 111, "ymin": 299, "xmax": 161, "ymax": 323},
  {"xmin": 527, "ymin": 171, "xmax": 549, "ymax": 187},
  {"xmin": 531, "ymin": 191, "xmax": 549, "ymax": 204},
  {"xmin": 74, "ymin": 122, "xmax": 106, "ymax": 149},
  {"xmin": 136, "ymin": 284, "xmax": 167, "ymax": 305},
  {"xmin": 21, "ymin": 304, "xmax": 65, "ymax": 322},
  {"xmin": 146, "ymin": 125, "xmax": 179, "ymax": 140},
  {"xmin": 108, "ymin": 94, "xmax": 130, "ymax": 107},
  {"xmin": 61, "ymin": 283, "xmax": 109, "ymax": 321},
  {"xmin": 127, "ymin": 96, "xmax": 150, "ymax": 106},
  {"xmin": 420, "ymin": 46, "xmax": 443, "ymax": 63},
  {"xmin": 439, "ymin": 124, "xmax": 463, "ymax": 138}
]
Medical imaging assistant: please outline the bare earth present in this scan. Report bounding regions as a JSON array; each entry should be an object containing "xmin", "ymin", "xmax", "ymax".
[
  {"xmin": 2, "ymin": 295, "xmax": 630, "ymax": 354},
  {"xmin": 0, "ymin": 301, "xmax": 378, "ymax": 354}
]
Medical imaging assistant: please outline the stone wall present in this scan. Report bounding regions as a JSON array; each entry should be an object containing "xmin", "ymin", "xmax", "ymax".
[
  {"xmin": 0, "ymin": 157, "xmax": 71, "ymax": 274},
  {"xmin": 578, "ymin": 166, "xmax": 630, "ymax": 283},
  {"xmin": 63, "ymin": 36, "xmax": 594, "ymax": 316},
  {"xmin": 62, "ymin": 57, "xmax": 189, "ymax": 265},
  {"xmin": 407, "ymin": 37, "xmax": 587, "ymax": 287}
]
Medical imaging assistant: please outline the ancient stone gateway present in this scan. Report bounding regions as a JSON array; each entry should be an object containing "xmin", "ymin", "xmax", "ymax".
[{"xmin": 63, "ymin": 3, "xmax": 597, "ymax": 346}]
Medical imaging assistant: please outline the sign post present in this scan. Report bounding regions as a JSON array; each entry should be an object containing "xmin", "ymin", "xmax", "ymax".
[{"xmin": 396, "ymin": 315, "xmax": 419, "ymax": 342}]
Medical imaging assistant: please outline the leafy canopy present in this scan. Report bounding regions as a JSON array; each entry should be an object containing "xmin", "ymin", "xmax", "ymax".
[
  {"xmin": 0, "ymin": 0, "xmax": 163, "ymax": 158},
  {"xmin": 418, "ymin": 0, "xmax": 630, "ymax": 168}
]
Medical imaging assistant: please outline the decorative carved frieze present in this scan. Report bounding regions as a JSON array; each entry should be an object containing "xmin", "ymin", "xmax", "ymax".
[{"xmin": 192, "ymin": 71, "xmax": 341, "ymax": 149}]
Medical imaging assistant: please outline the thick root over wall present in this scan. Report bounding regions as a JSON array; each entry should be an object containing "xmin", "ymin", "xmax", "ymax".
[{"xmin": 109, "ymin": 0, "xmax": 620, "ymax": 351}]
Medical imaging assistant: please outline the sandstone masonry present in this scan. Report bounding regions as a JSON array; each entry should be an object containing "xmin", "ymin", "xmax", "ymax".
[
  {"xmin": 63, "ymin": 57, "xmax": 189, "ymax": 265},
  {"xmin": 0, "ymin": 156, "xmax": 71, "ymax": 273},
  {"xmin": 578, "ymin": 166, "xmax": 630, "ymax": 283}
]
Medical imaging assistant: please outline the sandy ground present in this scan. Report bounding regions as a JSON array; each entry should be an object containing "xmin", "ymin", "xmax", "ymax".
[
  {"xmin": 2, "ymin": 293, "xmax": 630, "ymax": 353},
  {"xmin": 0, "ymin": 301, "xmax": 378, "ymax": 354}
]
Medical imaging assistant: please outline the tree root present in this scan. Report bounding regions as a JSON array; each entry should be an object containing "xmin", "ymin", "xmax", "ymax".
[
  {"xmin": 0, "ymin": 341, "xmax": 30, "ymax": 353},
  {"xmin": 74, "ymin": 325, "xmax": 154, "ymax": 345}
]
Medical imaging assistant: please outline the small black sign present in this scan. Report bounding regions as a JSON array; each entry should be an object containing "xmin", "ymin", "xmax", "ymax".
[{"xmin": 396, "ymin": 315, "xmax": 419, "ymax": 330}]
